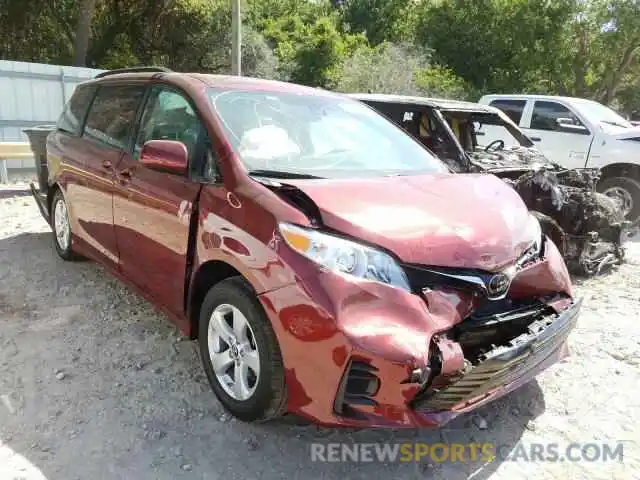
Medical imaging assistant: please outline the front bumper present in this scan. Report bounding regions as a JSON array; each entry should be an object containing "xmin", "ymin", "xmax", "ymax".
[
  {"xmin": 412, "ymin": 298, "xmax": 580, "ymax": 414},
  {"xmin": 259, "ymin": 239, "xmax": 578, "ymax": 428}
]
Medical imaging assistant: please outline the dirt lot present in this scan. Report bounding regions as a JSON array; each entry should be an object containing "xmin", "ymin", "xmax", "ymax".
[{"xmin": 0, "ymin": 182, "xmax": 638, "ymax": 480}]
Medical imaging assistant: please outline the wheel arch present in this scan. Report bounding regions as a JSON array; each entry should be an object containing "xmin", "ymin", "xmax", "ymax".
[
  {"xmin": 47, "ymin": 182, "xmax": 61, "ymax": 217},
  {"xmin": 598, "ymin": 162, "xmax": 640, "ymax": 182},
  {"xmin": 188, "ymin": 260, "xmax": 251, "ymax": 339}
]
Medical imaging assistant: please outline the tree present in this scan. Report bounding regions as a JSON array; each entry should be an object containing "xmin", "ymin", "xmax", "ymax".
[
  {"xmin": 73, "ymin": 0, "xmax": 97, "ymax": 66},
  {"xmin": 334, "ymin": 42, "xmax": 428, "ymax": 94},
  {"xmin": 259, "ymin": 11, "xmax": 365, "ymax": 86},
  {"xmin": 414, "ymin": 0, "xmax": 575, "ymax": 94},
  {"xmin": 334, "ymin": 42, "xmax": 470, "ymax": 98},
  {"xmin": 414, "ymin": 64, "xmax": 471, "ymax": 99},
  {"xmin": 589, "ymin": 0, "xmax": 640, "ymax": 104},
  {"xmin": 338, "ymin": 0, "xmax": 416, "ymax": 45}
]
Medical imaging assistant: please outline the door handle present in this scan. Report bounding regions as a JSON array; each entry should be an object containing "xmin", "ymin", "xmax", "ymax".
[{"xmin": 530, "ymin": 136, "xmax": 542, "ymax": 142}]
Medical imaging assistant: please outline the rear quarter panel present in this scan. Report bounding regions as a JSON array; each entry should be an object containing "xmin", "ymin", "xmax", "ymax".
[{"xmin": 46, "ymin": 131, "xmax": 86, "ymax": 233}]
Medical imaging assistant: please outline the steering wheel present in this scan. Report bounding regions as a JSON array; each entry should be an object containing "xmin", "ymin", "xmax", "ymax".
[{"xmin": 485, "ymin": 139, "xmax": 505, "ymax": 152}]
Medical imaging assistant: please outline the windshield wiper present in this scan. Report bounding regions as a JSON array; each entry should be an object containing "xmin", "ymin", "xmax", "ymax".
[
  {"xmin": 247, "ymin": 169, "xmax": 325, "ymax": 180},
  {"xmin": 601, "ymin": 120, "xmax": 630, "ymax": 128}
]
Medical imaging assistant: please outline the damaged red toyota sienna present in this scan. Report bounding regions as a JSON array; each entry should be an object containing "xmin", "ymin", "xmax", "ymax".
[{"xmin": 32, "ymin": 68, "xmax": 581, "ymax": 428}]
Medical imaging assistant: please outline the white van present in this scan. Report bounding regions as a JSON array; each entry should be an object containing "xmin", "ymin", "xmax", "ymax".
[{"xmin": 478, "ymin": 94, "xmax": 640, "ymax": 222}]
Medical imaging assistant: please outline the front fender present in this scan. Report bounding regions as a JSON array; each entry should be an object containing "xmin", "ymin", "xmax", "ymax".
[{"xmin": 587, "ymin": 138, "xmax": 640, "ymax": 169}]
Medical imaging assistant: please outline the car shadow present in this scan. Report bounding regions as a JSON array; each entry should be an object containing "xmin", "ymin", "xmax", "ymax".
[
  {"xmin": 0, "ymin": 231, "xmax": 545, "ymax": 480},
  {"xmin": 256, "ymin": 381, "xmax": 546, "ymax": 479}
]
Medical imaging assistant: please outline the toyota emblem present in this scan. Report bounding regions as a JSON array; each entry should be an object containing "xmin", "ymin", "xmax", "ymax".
[{"xmin": 487, "ymin": 273, "xmax": 511, "ymax": 297}]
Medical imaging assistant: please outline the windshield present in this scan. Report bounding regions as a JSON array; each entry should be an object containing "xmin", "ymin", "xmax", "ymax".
[
  {"xmin": 207, "ymin": 89, "xmax": 448, "ymax": 179},
  {"xmin": 572, "ymin": 99, "xmax": 632, "ymax": 128}
]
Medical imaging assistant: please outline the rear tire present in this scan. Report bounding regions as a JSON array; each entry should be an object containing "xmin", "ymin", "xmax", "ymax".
[
  {"xmin": 597, "ymin": 176, "xmax": 640, "ymax": 223},
  {"xmin": 51, "ymin": 189, "xmax": 81, "ymax": 261},
  {"xmin": 198, "ymin": 277, "xmax": 287, "ymax": 422}
]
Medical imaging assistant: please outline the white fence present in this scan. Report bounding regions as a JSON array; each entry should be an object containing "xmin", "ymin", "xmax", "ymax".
[{"xmin": 0, "ymin": 60, "xmax": 104, "ymax": 170}]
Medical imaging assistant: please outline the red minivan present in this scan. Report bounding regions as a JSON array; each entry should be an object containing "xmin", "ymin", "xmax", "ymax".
[{"xmin": 32, "ymin": 67, "xmax": 580, "ymax": 428}]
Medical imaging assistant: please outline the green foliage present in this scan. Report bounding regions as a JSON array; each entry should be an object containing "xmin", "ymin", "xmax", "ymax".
[
  {"xmin": 258, "ymin": 6, "xmax": 365, "ymax": 86},
  {"xmin": 339, "ymin": 0, "xmax": 416, "ymax": 45},
  {"xmin": 415, "ymin": 0, "xmax": 576, "ymax": 94},
  {"xmin": 334, "ymin": 42, "xmax": 428, "ymax": 94},
  {"xmin": 0, "ymin": 0, "xmax": 639, "ymax": 113},
  {"xmin": 414, "ymin": 65, "xmax": 472, "ymax": 100}
]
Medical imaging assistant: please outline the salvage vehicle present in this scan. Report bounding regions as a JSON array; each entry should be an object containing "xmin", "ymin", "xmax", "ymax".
[
  {"xmin": 351, "ymin": 93, "xmax": 630, "ymax": 275},
  {"xmin": 30, "ymin": 68, "xmax": 580, "ymax": 428},
  {"xmin": 478, "ymin": 94, "xmax": 640, "ymax": 223}
]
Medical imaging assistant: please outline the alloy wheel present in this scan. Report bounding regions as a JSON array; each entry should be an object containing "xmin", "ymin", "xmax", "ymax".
[
  {"xmin": 53, "ymin": 198, "xmax": 71, "ymax": 251},
  {"xmin": 207, "ymin": 303, "xmax": 260, "ymax": 401}
]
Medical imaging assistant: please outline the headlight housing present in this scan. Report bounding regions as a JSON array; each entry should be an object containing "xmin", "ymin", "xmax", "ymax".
[
  {"xmin": 517, "ymin": 214, "xmax": 544, "ymax": 268},
  {"xmin": 279, "ymin": 222, "xmax": 411, "ymax": 292},
  {"xmin": 528, "ymin": 213, "xmax": 544, "ymax": 252}
]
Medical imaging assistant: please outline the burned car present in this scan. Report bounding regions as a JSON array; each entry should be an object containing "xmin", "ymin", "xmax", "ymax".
[{"xmin": 351, "ymin": 93, "xmax": 631, "ymax": 275}]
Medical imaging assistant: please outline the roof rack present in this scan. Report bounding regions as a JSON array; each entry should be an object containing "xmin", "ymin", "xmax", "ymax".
[{"xmin": 94, "ymin": 66, "xmax": 172, "ymax": 79}]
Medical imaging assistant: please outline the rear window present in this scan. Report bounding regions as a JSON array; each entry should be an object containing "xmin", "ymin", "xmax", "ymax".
[
  {"xmin": 488, "ymin": 99, "xmax": 526, "ymax": 124},
  {"xmin": 57, "ymin": 85, "xmax": 96, "ymax": 135},
  {"xmin": 83, "ymin": 85, "xmax": 146, "ymax": 150}
]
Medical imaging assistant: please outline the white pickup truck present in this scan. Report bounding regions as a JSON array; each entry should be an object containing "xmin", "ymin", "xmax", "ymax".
[{"xmin": 478, "ymin": 94, "xmax": 640, "ymax": 223}]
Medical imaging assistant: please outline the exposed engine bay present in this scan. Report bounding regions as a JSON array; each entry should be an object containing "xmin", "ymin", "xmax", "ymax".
[
  {"xmin": 507, "ymin": 168, "xmax": 627, "ymax": 274},
  {"xmin": 446, "ymin": 110, "xmax": 630, "ymax": 275},
  {"xmin": 353, "ymin": 94, "xmax": 631, "ymax": 275}
]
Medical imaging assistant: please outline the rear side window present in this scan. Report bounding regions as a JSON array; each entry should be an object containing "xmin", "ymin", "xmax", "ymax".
[
  {"xmin": 488, "ymin": 99, "xmax": 526, "ymax": 124},
  {"xmin": 530, "ymin": 101, "xmax": 585, "ymax": 131},
  {"xmin": 57, "ymin": 85, "xmax": 95, "ymax": 135},
  {"xmin": 83, "ymin": 85, "xmax": 146, "ymax": 150}
]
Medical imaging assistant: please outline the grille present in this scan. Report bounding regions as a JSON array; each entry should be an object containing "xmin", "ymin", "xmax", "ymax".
[
  {"xmin": 413, "ymin": 299, "xmax": 581, "ymax": 412},
  {"xmin": 402, "ymin": 240, "xmax": 543, "ymax": 300},
  {"xmin": 454, "ymin": 298, "xmax": 551, "ymax": 352}
]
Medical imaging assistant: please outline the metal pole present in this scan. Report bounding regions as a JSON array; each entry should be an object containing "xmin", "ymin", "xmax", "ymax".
[{"xmin": 231, "ymin": 0, "xmax": 242, "ymax": 76}]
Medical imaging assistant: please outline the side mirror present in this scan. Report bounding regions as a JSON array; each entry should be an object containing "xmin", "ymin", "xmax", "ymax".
[
  {"xmin": 556, "ymin": 117, "xmax": 589, "ymax": 134},
  {"xmin": 140, "ymin": 140, "xmax": 188, "ymax": 175},
  {"xmin": 556, "ymin": 117, "xmax": 574, "ymax": 126},
  {"xmin": 556, "ymin": 118, "xmax": 589, "ymax": 135}
]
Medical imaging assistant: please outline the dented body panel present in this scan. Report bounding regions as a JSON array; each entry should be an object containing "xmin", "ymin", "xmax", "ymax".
[
  {"xmin": 282, "ymin": 173, "xmax": 536, "ymax": 271},
  {"xmin": 34, "ymin": 73, "xmax": 581, "ymax": 429},
  {"xmin": 352, "ymin": 93, "xmax": 630, "ymax": 275},
  {"xmin": 257, "ymin": 235, "xmax": 574, "ymax": 427}
]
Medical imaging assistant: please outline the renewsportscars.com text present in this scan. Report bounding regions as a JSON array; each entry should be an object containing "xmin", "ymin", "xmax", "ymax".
[{"xmin": 310, "ymin": 441, "xmax": 625, "ymax": 464}]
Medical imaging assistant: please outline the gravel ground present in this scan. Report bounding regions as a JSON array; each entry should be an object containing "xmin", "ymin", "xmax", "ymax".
[{"xmin": 0, "ymin": 180, "xmax": 638, "ymax": 480}]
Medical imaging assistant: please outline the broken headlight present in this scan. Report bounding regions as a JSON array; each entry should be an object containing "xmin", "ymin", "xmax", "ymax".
[
  {"xmin": 279, "ymin": 222, "xmax": 411, "ymax": 292},
  {"xmin": 517, "ymin": 214, "xmax": 544, "ymax": 268}
]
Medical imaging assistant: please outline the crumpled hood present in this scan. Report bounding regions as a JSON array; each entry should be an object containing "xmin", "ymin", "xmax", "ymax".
[
  {"xmin": 284, "ymin": 173, "xmax": 538, "ymax": 271},
  {"xmin": 469, "ymin": 146, "xmax": 554, "ymax": 172}
]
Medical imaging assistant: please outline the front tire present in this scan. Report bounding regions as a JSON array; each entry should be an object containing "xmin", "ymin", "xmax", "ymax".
[
  {"xmin": 597, "ymin": 176, "xmax": 640, "ymax": 223},
  {"xmin": 51, "ymin": 189, "xmax": 81, "ymax": 261},
  {"xmin": 198, "ymin": 277, "xmax": 287, "ymax": 422}
]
